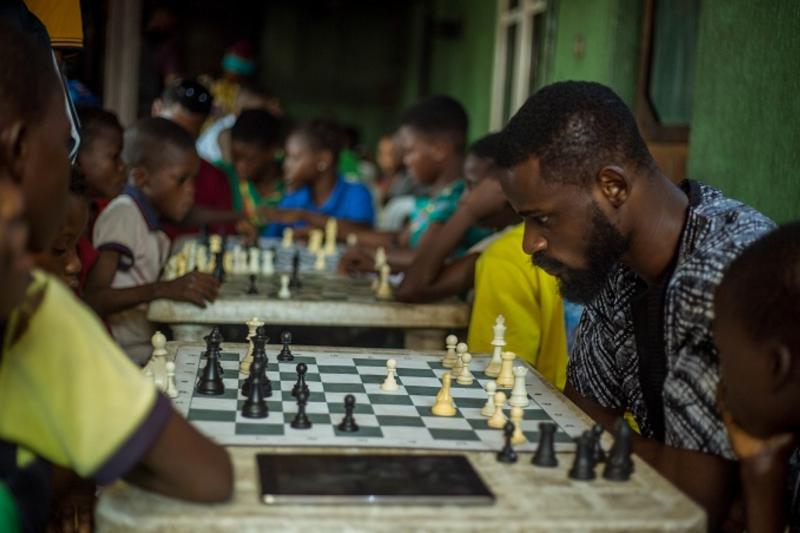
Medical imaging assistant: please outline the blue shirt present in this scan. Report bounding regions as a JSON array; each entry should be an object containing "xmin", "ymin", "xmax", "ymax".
[{"xmin": 264, "ymin": 177, "xmax": 375, "ymax": 237}]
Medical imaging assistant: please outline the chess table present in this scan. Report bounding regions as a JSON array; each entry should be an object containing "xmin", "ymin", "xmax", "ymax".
[{"xmin": 94, "ymin": 342, "xmax": 705, "ymax": 532}]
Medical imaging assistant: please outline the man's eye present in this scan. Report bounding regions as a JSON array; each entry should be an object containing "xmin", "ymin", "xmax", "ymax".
[{"xmin": 533, "ymin": 215, "xmax": 550, "ymax": 226}]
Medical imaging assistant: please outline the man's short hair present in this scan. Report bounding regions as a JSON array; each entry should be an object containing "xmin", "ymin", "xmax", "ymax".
[
  {"xmin": 230, "ymin": 109, "xmax": 284, "ymax": 148},
  {"xmin": 76, "ymin": 106, "xmax": 122, "ymax": 149},
  {"xmin": 400, "ymin": 95, "xmax": 469, "ymax": 150},
  {"xmin": 160, "ymin": 78, "xmax": 213, "ymax": 115},
  {"xmin": 122, "ymin": 117, "xmax": 195, "ymax": 172},
  {"xmin": 497, "ymin": 81, "xmax": 656, "ymax": 185},
  {"xmin": 468, "ymin": 132, "xmax": 504, "ymax": 162}
]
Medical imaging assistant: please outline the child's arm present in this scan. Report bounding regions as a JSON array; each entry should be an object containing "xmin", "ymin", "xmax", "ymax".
[{"xmin": 83, "ymin": 250, "xmax": 219, "ymax": 316}]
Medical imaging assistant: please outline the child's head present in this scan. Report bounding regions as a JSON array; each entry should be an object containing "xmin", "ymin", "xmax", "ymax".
[
  {"xmin": 0, "ymin": 24, "xmax": 71, "ymax": 253},
  {"xmin": 152, "ymin": 78, "xmax": 213, "ymax": 140},
  {"xmin": 75, "ymin": 106, "xmax": 125, "ymax": 200},
  {"xmin": 284, "ymin": 119, "xmax": 343, "ymax": 190},
  {"xmin": 32, "ymin": 171, "xmax": 89, "ymax": 290},
  {"xmin": 376, "ymin": 133, "xmax": 402, "ymax": 178},
  {"xmin": 230, "ymin": 109, "xmax": 283, "ymax": 183},
  {"xmin": 398, "ymin": 95, "xmax": 468, "ymax": 185},
  {"xmin": 123, "ymin": 117, "xmax": 199, "ymax": 223},
  {"xmin": 462, "ymin": 132, "xmax": 516, "ymax": 229},
  {"xmin": 714, "ymin": 222, "xmax": 800, "ymax": 438}
]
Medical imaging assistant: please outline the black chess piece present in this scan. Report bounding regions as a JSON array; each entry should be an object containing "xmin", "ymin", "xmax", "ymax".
[
  {"xmin": 246, "ymin": 274, "xmax": 259, "ymax": 295},
  {"xmin": 289, "ymin": 250, "xmax": 302, "ymax": 288},
  {"xmin": 212, "ymin": 251, "xmax": 225, "ymax": 283},
  {"xmin": 496, "ymin": 421, "xmax": 518, "ymax": 464},
  {"xmin": 337, "ymin": 394, "xmax": 359, "ymax": 432},
  {"xmin": 253, "ymin": 327, "xmax": 271, "ymax": 397},
  {"xmin": 532, "ymin": 422, "xmax": 559, "ymax": 467},
  {"xmin": 196, "ymin": 342, "xmax": 225, "ymax": 395},
  {"xmin": 603, "ymin": 418, "xmax": 634, "ymax": 481},
  {"xmin": 204, "ymin": 327, "xmax": 225, "ymax": 378},
  {"xmin": 568, "ymin": 432, "xmax": 597, "ymax": 481},
  {"xmin": 291, "ymin": 362, "xmax": 309, "ymax": 397},
  {"xmin": 278, "ymin": 331, "xmax": 294, "ymax": 361},
  {"xmin": 290, "ymin": 390, "xmax": 312, "ymax": 429},
  {"xmin": 590, "ymin": 424, "xmax": 607, "ymax": 463},
  {"xmin": 241, "ymin": 360, "xmax": 269, "ymax": 419}
]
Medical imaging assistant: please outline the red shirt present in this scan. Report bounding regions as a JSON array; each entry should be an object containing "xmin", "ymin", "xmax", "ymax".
[{"xmin": 78, "ymin": 197, "xmax": 111, "ymax": 290}]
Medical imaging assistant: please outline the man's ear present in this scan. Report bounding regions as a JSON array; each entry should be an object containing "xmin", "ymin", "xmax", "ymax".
[
  {"xmin": 769, "ymin": 341, "xmax": 794, "ymax": 391},
  {"xmin": 0, "ymin": 121, "xmax": 28, "ymax": 184},
  {"xmin": 130, "ymin": 166, "xmax": 148, "ymax": 190},
  {"xmin": 595, "ymin": 166, "xmax": 631, "ymax": 209}
]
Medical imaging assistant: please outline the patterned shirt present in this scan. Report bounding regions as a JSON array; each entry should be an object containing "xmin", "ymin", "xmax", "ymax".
[{"xmin": 567, "ymin": 181, "xmax": 774, "ymax": 459}]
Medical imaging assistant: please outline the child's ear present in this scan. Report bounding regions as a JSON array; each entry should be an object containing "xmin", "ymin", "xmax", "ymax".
[
  {"xmin": 0, "ymin": 120, "xmax": 28, "ymax": 183},
  {"xmin": 130, "ymin": 167, "xmax": 149, "ymax": 190},
  {"xmin": 769, "ymin": 341, "xmax": 793, "ymax": 391},
  {"xmin": 317, "ymin": 150, "xmax": 334, "ymax": 172}
]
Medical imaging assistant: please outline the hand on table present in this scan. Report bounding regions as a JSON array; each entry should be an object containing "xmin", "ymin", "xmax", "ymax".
[{"xmin": 159, "ymin": 272, "xmax": 220, "ymax": 308}]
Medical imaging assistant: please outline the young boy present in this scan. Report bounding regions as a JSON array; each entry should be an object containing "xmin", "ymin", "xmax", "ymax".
[
  {"xmin": 84, "ymin": 117, "xmax": 220, "ymax": 364},
  {"xmin": 264, "ymin": 119, "xmax": 375, "ymax": 238},
  {"xmin": 714, "ymin": 222, "xmax": 800, "ymax": 532},
  {"xmin": 0, "ymin": 26, "xmax": 231, "ymax": 530}
]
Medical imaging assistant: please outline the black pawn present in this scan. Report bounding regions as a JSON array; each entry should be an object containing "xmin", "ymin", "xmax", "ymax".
[
  {"xmin": 289, "ymin": 251, "xmax": 302, "ymax": 288},
  {"xmin": 212, "ymin": 251, "xmax": 225, "ymax": 283},
  {"xmin": 603, "ymin": 418, "xmax": 634, "ymax": 481},
  {"xmin": 246, "ymin": 274, "xmax": 258, "ymax": 295},
  {"xmin": 590, "ymin": 424, "xmax": 607, "ymax": 463},
  {"xmin": 292, "ymin": 362, "xmax": 309, "ymax": 397},
  {"xmin": 337, "ymin": 394, "xmax": 359, "ymax": 432},
  {"xmin": 278, "ymin": 331, "xmax": 294, "ymax": 361},
  {"xmin": 568, "ymin": 432, "xmax": 597, "ymax": 481},
  {"xmin": 532, "ymin": 422, "xmax": 559, "ymax": 467},
  {"xmin": 241, "ymin": 360, "xmax": 269, "ymax": 419},
  {"xmin": 196, "ymin": 344, "xmax": 225, "ymax": 396},
  {"xmin": 290, "ymin": 390, "xmax": 312, "ymax": 429},
  {"xmin": 496, "ymin": 421, "xmax": 518, "ymax": 463}
]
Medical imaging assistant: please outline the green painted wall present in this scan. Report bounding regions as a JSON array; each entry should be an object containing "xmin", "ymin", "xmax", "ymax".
[{"xmin": 688, "ymin": 0, "xmax": 800, "ymax": 223}]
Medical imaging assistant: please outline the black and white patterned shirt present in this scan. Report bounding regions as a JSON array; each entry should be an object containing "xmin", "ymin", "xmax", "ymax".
[{"xmin": 567, "ymin": 181, "xmax": 775, "ymax": 459}]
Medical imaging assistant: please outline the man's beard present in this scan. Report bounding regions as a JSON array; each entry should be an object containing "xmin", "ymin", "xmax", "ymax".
[{"xmin": 532, "ymin": 204, "xmax": 630, "ymax": 305}]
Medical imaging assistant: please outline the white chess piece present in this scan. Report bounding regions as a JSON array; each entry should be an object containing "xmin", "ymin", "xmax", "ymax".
[
  {"xmin": 510, "ymin": 405, "xmax": 527, "ymax": 445},
  {"xmin": 223, "ymin": 251, "xmax": 234, "ymax": 274},
  {"xmin": 324, "ymin": 218, "xmax": 337, "ymax": 255},
  {"xmin": 307, "ymin": 229, "xmax": 323, "ymax": 253},
  {"xmin": 374, "ymin": 247, "xmax": 387, "ymax": 270},
  {"xmin": 185, "ymin": 244, "xmax": 197, "ymax": 272},
  {"xmin": 209, "ymin": 234, "xmax": 223, "ymax": 254},
  {"xmin": 480, "ymin": 381, "xmax": 497, "ymax": 417},
  {"xmin": 451, "ymin": 342, "xmax": 467, "ymax": 378},
  {"xmin": 375, "ymin": 264, "xmax": 393, "ymax": 300},
  {"xmin": 380, "ymin": 359, "xmax": 399, "ymax": 392},
  {"xmin": 261, "ymin": 249, "xmax": 275, "ymax": 276},
  {"xmin": 442, "ymin": 334, "xmax": 458, "ymax": 368},
  {"xmin": 314, "ymin": 250, "xmax": 326, "ymax": 271},
  {"xmin": 196, "ymin": 245, "xmax": 209, "ymax": 273},
  {"xmin": 248, "ymin": 247, "xmax": 260, "ymax": 274},
  {"xmin": 240, "ymin": 317, "xmax": 264, "ymax": 375},
  {"xmin": 231, "ymin": 245, "xmax": 243, "ymax": 274},
  {"xmin": 282, "ymin": 227, "xmax": 294, "ymax": 248},
  {"xmin": 165, "ymin": 361, "xmax": 179, "ymax": 399},
  {"xmin": 496, "ymin": 351, "xmax": 516, "ymax": 389},
  {"xmin": 484, "ymin": 315, "xmax": 506, "ymax": 377},
  {"xmin": 278, "ymin": 274, "xmax": 292, "ymax": 299},
  {"xmin": 163, "ymin": 256, "xmax": 177, "ymax": 281},
  {"xmin": 144, "ymin": 331, "xmax": 168, "ymax": 391},
  {"xmin": 508, "ymin": 366, "xmax": 530, "ymax": 407},
  {"xmin": 456, "ymin": 352, "xmax": 474, "ymax": 385},
  {"xmin": 487, "ymin": 391, "xmax": 508, "ymax": 429},
  {"xmin": 143, "ymin": 367, "xmax": 155, "ymax": 385},
  {"xmin": 346, "ymin": 233, "xmax": 358, "ymax": 247},
  {"xmin": 175, "ymin": 253, "xmax": 187, "ymax": 277}
]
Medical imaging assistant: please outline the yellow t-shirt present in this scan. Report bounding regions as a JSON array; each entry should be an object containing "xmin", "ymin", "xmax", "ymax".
[
  {"xmin": 0, "ymin": 271, "xmax": 170, "ymax": 483},
  {"xmin": 467, "ymin": 224, "xmax": 569, "ymax": 390}
]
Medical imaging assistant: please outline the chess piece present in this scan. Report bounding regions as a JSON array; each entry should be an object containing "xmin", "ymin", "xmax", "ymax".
[
  {"xmin": 495, "ymin": 351, "xmax": 516, "ymax": 389},
  {"xmin": 223, "ymin": 250, "xmax": 234, "ymax": 274},
  {"xmin": 346, "ymin": 233, "xmax": 358, "ymax": 247},
  {"xmin": 143, "ymin": 367, "xmax": 155, "ymax": 384},
  {"xmin": 243, "ymin": 329, "xmax": 271, "ymax": 398},
  {"xmin": 496, "ymin": 421, "xmax": 518, "ymax": 463},
  {"xmin": 165, "ymin": 361, "xmax": 178, "ymax": 399},
  {"xmin": 480, "ymin": 381, "xmax": 497, "ymax": 417},
  {"xmin": 150, "ymin": 329, "xmax": 168, "ymax": 361},
  {"xmin": 337, "ymin": 394, "xmax": 359, "ymax": 432},
  {"xmin": 278, "ymin": 331, "xmax": 294, "ymax": 361},
  {"xmin": 246, "ymin": 274, "xmax": 259, "ymax": 295},
  {"xmin": 568, "ymin": 432, "xmax": 597, "ymax": 481},
  {"xmin": 375, "ymin": 264, "xmax": 393, "ymax": 300},
  {"xmin": 451, "ymin": 342, "xmax": 467, "ymax": 379},
  {"xmin": 487, "ymin": 391, "xmax": 508, "ymax": 428},
  {"xmin": 380, "ymin": 359, "xmax": 399, "ymax": 391},
  {"xmin": 281, "ymin": 227, "xmax": 294, "ymax": 248},
  {"xmin": 241, "ymin": 358, "xmax": 269, "ymax": 419},
  {"xmin": 314, "ymin": 250, "xmax": 326, "ymax": 271},
  {"xmin": 290, "ymin": 390, "xmax": 312, "ymax": 429},
  {"xmin": 196, "ymin": 341, "xmax": 225, "ymax": 395},
  {"xmin": 261, "ymin": 249, "xmax": 275, "ymax": 276},
  {"xmin": 185, "ymin": 244, "xmax": 197, "ymax": 272},
  {"xmin": 240, "ymin": 317, "xmax": 264, "ymax": 375},
  {"xmin": 289, "ymin": 251, "xmax": 302, "ymax": 288},
  {"xmin": 374, "ymin": 247, "xmax": 387, "ymax": 270},
  {"xmin": 212, "ymin": 250, "xmax": 225, "ymax": 282},
  {"xmin": 484, "ymin": 315, "xmax": 506, "ymax": 378},
  {"xmin": 324, "ymin": 218, "xmax": 337, "ymax": 256},
  {"xmin": 175, "ymin": 253, "xmax": 187, "ymax": 277},
  {"xmin": 307, "ymin": 229, "xmax": 323, "ymax": 253},
  {"xmin": 456, "ymin": 352, "xmax": 474, "ymax": 386},
  {"xmin": 292, "ymin": 362, "xmax": 309, "ymax": 397},
  {"xmin": 248, "ymin": 247, "xmax": 260, "ymax": 274},
  {"xmin": 278, "ymin": 274, "xmax": 291, "ymax": 299},
  {"xmin": 532, "ymin": 422, "xmax": 559, "ymax": 467},
  {"xmin": 442, "ymin": 334, "xmax": 458, "ymax": 368},
  {"xmin": 508, "ymin": 366, "xmax": 530, "ymax": 407},
  {"xmin": 603, "ymin": 418, "xmax": 634, "ymax": 481},
  {"xmin": 590, "ymin": 424, "xmax": 607, "ymax": 463},
  {"xmin": 431, "ymin": 374, "xmax": 456, "ymax": 416},
  {"xmin": 510, "ymin": 406, "xmax": 527, "ymax": 445},
  {"xmin": 196, "ymin": 245, "xmax": 209, "ymax": 273}
]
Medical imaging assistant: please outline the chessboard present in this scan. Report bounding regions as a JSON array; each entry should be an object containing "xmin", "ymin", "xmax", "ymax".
[
  {"xmin": 171, "ymin": 343, "xmax": 586, "ymax": 452},
  {"xmin": 257, "ymin": 236, "xmax": 344, "ymax": 274},
  {"xmin": 217, "ymin": 272, "xmax": 378, "ymax": 302}
]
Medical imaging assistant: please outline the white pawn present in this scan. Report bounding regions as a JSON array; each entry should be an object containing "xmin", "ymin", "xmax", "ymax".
[
  {"xmin": 261, "ymin": 249, "xmax": 275, "ymax": 276},
  {"xmin": 510, "ymin": 405, "xmax": 527, "ymax": 445},
  {"xmin": 314, "ymin": 250, "xmax": 326, "ymax": 271},
  {"xmin": 496, "ymin": 351, "xmax": 516, "ymax": 389},
  {"xmin": 278, "ymin": 274, "xmax": 292, "ymax": 299},
  {"xmin": 451, "ymin": 342, "xmax": 467, "ymax": 378},
  {"xmin": 380, "ymin": 358, "xmax": 399, "ymax": 392},
  {"xmin": 281, "ymin": 227, "xmax": 294, "ymax": 248},
  {"xmin": 456, "ymin": 352, "xmax": 474, "ymax": 386},
  {"xmin": 509, "ymin": 366, "xmax": 530, "ymax": 407},
  {"xmin": 442, "ymin": 334, "xmax": 458, "ymax": 368},
  {"xmin": 165, "ymin": 361, "xmax": 178, "ymax": 399},
  {"xmin": 480, "ymin": 381, "xmax": 497, "ymax": 417},
  {"xmin": 487, "ymin": 391, "xmax": 508, "ymax": 429},
  {"xmin": 248, "ymin": 247, "xmax": 260, "ymax": 274}
]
